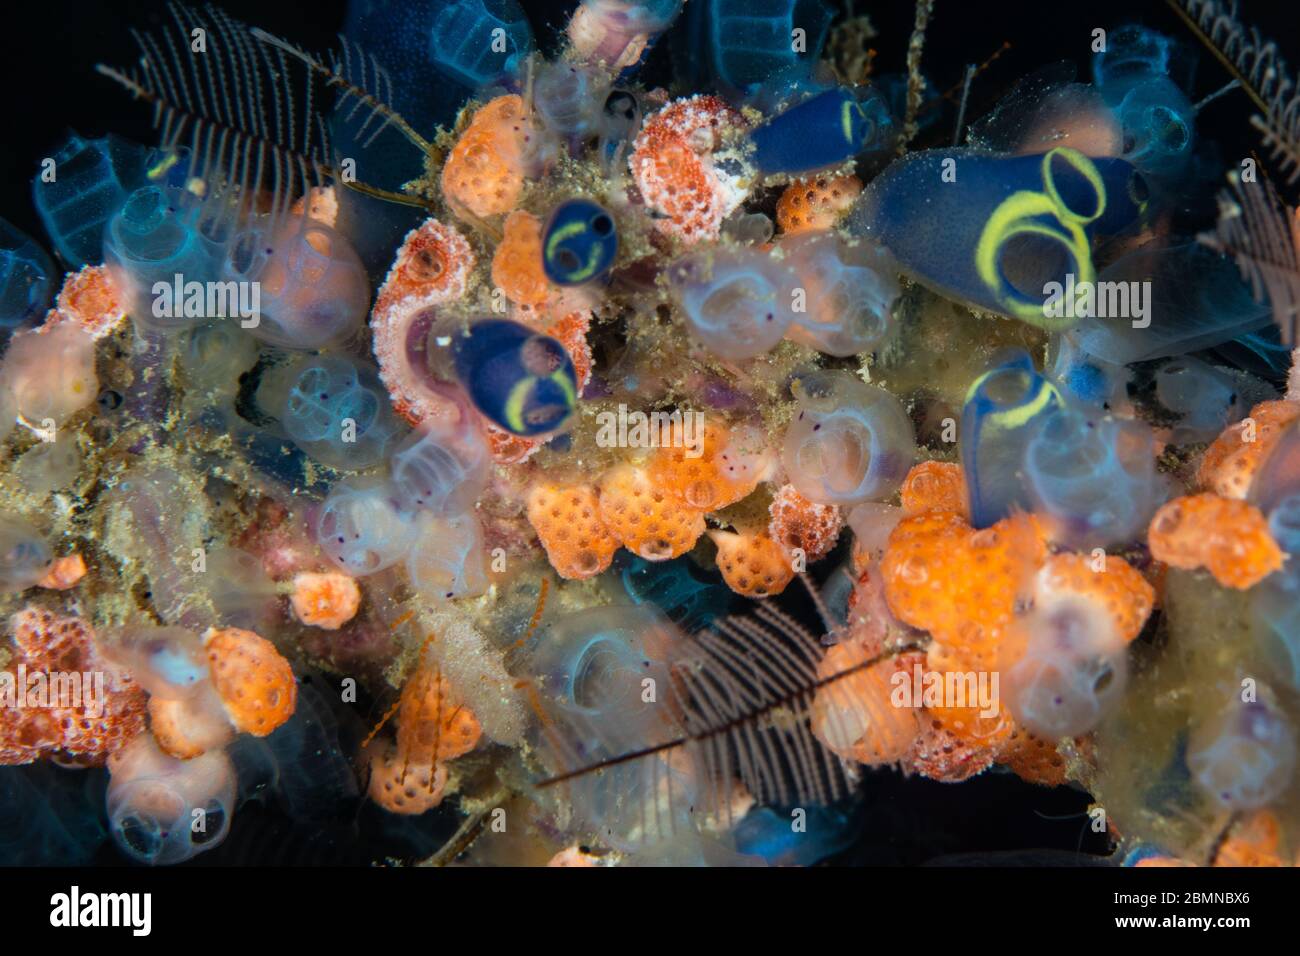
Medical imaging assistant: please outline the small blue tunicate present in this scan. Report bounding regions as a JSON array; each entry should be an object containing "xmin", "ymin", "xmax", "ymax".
[
  {"xmin": 451, "ymin": 318, "xmax": 578, "ymax": 437},
  {"xmin": 543, "ymin": 199, "xmax": 618, "ymax": 286},
  {"xmin": 686, "ymin": 0, "xmax": 833, "ymax": 93},
  {"xmin": 429, "ymin": 0, "xmax": 534, "ymax": 88},
  {"xmin": 0, "ymin": 219, "xmax": 56, "ymax": 330}
]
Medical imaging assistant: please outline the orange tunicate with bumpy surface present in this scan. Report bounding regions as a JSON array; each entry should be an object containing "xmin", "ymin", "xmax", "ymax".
[
  {"xmin": 442, "ymin": 94, "xmax": 534, "ymax": 219},
  {"xmin": 647, "ymin": 422, "xmax": 764, "ymax": 513},
  {"xmin": 709, "ymin": 529, "xmax": 794, "ymax": 597},
  {"xmin": 49, "ymin": 265, "xmax": 126, "ymax": 340},
  {"xmin": 768, "ymin": 483, "xmax": 843, "ymax": 565},
  {"xmin": 202, "ymin": 627, "xmax": 297, "ymax": 737},
  {"xmin": 880, "ymin": 510, "xmax": 974, "ymax": 638},
  {"xmin": 908, "ymin": 711, "xmax": 999, "ymax": 782},
  {"xmin": 290, "ymin": 571, "xmax": 362, "ymax": 630},
  {"xmin": 810, "ymin": 643, "xmax": 923, "ymax": 765},
  {"xmin": 527, "ymin": 482, "xmax": 620, "ymax": 580},
  {"xmin": 1198, "ymin": 400, "xmax": 1300, "ymax": 499},
  {"xmin": 396, "ymin": 663, "xmax": 482, "ymax": 766},
  {"xmin": 1148, "ymin": 493, "xmax": 1284, "ymax": 589},
  {"xmin": 996, "ymin": 724, "xmax": 1069, "ymax": 787},
  {"xmin": 598, "ymin": 464, "xmax": 707, "ymax": 561},
  {"xmin": 492, "ymin": 210, "xmax": 551, "ymax": 309},
  {"xmin": 367, "ymin": 742, "xmax": 448, "ymax": 815},
  {"xmin": 1035, "ymin": 552, "xmax": 1154, "ymax": 643},
  {"xmin": 775, "ymin": 174, "xmax": 863, "ymax": 235},
  {"xmin": 899, "ymin": 460, "xmax": 968, "ymax": 517}
]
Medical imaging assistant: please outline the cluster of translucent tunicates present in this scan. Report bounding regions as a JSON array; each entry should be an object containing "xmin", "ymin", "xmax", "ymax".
[
  {"xmin": 780, "ymin": 234, "xmax": 899, "ymax": 356},
  {"xmin": 276, "ymin": 356, "xmax": 404, "ymax": 471}
]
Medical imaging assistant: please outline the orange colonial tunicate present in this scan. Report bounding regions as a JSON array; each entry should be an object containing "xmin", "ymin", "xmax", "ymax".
[
  {"xmin": 768, "ymin": 483, "xmax": 843, "ymax": 565},
  {"xmin": 598, "ymin": 464, "xmax": 706, "ymax": 561},
  {"xmin": 646, "ymin": 422, "xmax": 763, "ymax": 512},
  {"xmin": 775, "ymin": 174, "xmax": 863, "ymax": 235},
  {"xmin": 526, "ymin": 482, "xmax": 620, "ymax": 580},
  {"xmin": 908, "ymin": 711, "xmax": 998, "ymax": 782},
  {"xmin": 1034, "ymin": 552, "xmax": 1155, "ymax": 643},
  {"xmin": 202, "ymin": 627, "xmax": 297, "ymax": 736},
  {"xmin": 290, "ymin": 571, "xmax": 362, "ymax": 630},
  {"xmin": 709, "ymin": 529, "xmax": 794, "ymax": 598},
  {"xmin": 441, "ymin": 94, "xmax": 534, "ymax": 219},
  {"xmin": 367, "ymin": 742, "xmax": 448, "ymax": 815},
  {"xmin": 1214, "ymin": 810, "xmax": 1286, "ymax": 867},
  {"xmin": 899, "ymin": 460, "xmax": 968, "ymax": 517},
  {"xmin": 147, "ymin": 684, "xmax": 236, "ymax": 760},
  {"xmin": 1198, "ymin": 400, "xmax": 1300, "ymax": 499},
  {"xmin": 48, "ymin": 264, "xmax": 126, "ymax": 340},
  {"xmin": 37, "ymin": 554, "xmax": 87, "ymax": 590},
  {"xmin": 927, "ymin": 688, "xmax": 1015, "ymax": 750},
  {"xmin": 880, "ymin": 510, "xmax": 973, "ymax": 638},
  {"xmin": 997, "ymin": 724, "xmax": 1069, "ymax": 787},
  {"xmin": 810, "ymin": 643, "xmax": 923, "ymax": 765},
  {"xmin": 1148, "ymin": 493, "xmax": 1284, "ymax": 590},
  {"xmin": 396, "ymin": 665, "xmax": 482, "ymax": 766},
  {"xmin": 629, "ymin": 94, "xmax": 748, "ymax": 244},
  {"xmin": 492, "ymin": 210, "xmax": 551, "ymax": 309}
]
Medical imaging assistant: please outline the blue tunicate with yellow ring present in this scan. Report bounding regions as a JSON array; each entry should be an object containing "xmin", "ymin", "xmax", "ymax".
[
  {"xmin": 848, "ymin": 146, "xmax": 1148, "ymax": 330},
  {"xmin": 749, "ymin": 87, "xmax": 893, "ymax": 176},
  {"xmin": 543, "ymin": 199, "xmax": 618, "ymax": 286},
  {"xmin": 451, "ymin": 318, "xmax": 578, "ymax": 437}
]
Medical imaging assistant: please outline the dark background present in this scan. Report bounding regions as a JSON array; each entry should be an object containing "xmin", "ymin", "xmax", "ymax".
[{"xmin": 1, "ymin": 0, "xmax": 1298, "ymax": 865}]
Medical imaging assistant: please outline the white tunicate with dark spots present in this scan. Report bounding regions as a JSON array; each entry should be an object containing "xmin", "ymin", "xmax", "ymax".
[
  {"xmin": 315, "ymin": 478, "xmax": 418, "ymax": 575},
  {"xmin": 1187, "ymin": 694, "xmax": 1297, "ymax": 811}
]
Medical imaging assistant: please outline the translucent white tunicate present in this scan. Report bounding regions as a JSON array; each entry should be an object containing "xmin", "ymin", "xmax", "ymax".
[
  {"xmin": 781, "ymin": 234, "xmax": 899, "ymax": 357},
  {"xmin": 1187, "ymin": 694, "xmax": 1297, "ymax": 811},
  {"xmin": 390, "ymin": 418, "xmax": 489, "ymax": 515},
  {"xmin": 1003, "ymin": 594, "xmax": 1128, "ymax": 738},
  {"xmin": 16, "ymin": 439, "xmax": 82, "ymax": 495},
  {"xmin": 106, "ymin": 734, "xmax": 236, "ymax": 865},
  {"xmin": 315, "ymin": 478, "xmax": 418, "ymax": 575},
  {"xmin": 667, "ymin": 247, "xmax": 799, "ymax": 360},
  {"xmin": 0, "ymin": 516, "xmax": 53, "ymax": 592},
  {"xmin": 0, "ymin": 324, "xmax": 98, "ymax": 425},
  {"xmin": 106, "ymin": 626, "xmax": 209, "ymax": 700},
  {"xmin": 405, "ymin": 510, "xmax": 489, "ymax": 601},
  {"xmin": 781, "ymin": 370, "xmax": 915, "ymax": 505}
]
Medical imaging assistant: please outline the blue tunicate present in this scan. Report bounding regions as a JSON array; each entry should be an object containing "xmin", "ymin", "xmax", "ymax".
[
  {"xmin": 1046, "ymin": 335, "xmax": 1129, "ymax": 409},
  {"xmin": 733, "ymin": 803, "xmax": 857, "ymax": 866},
  {"xmin": 1071, "ymin": 243, "xmax": 1272, "ymax": 364},
  {"xmin": 103, "ymin": 184, "xmax": 229, "ymax": 332},
  {"xmin": 1024, "ymin": 405, "xmax": 1163, "ymax": 549},
  {"xmin": 0, "ymin": 219, "xmax": 56, "ymax": 329},
  {"xmin": 543, "ymin": 199, "xmax": 618, "ymax": 286},
  {"xmin": 684, "ymin": 0, "xmax": 833, "ymax": 94},
  {"xmin": 429, "ymin": 0, "xmax": 533, "ymax": 88},
  {"xmin": 960, "ymin": 350, "xmax": 1064, "ymax": 529},
  {"xmin": 1004, "ymin": 595, "xmax": 1128, "ymax": 738},
  {"xmin": 390, "ymin": 419, "xmax": 490, "ymax": 515},
  {"xmin": 1267, "ymin": 495, "xmax": 1300, "ymax": 555},
  {"xmin": 32, "ymin": 133, "xmax": 153, "ymax": 268},
  {"xmin": 281, "ymin": 356, "xmax": 403, "ymax": 471},
  {"xmin": 1187, "ymin": 695, "xmax": 1296, "ymax": 811},
  {"xmin": 848, "ymin": 147, "xmax": 1147, "ymax": 329},
  {"xmin": 1092, "ymin": 24, "xmax": 1177, "ymax": 89},
  {"xmin": 781, "ymin": 233, "xmax": 899, "ymax": 356},
  {"xmin": 1104, "ymin": 77, "xmax": 1195, "ymax": 181},
  {"xmin": 668, "ymin": 246, "xmax": 799, "ymax": 360},
  {"xmin": 1153, "ymin": 357, "xmax": 1240, "ymax": 443},
  {"xmin": 222, "ymin": 217, "xmax": 370, "ymax": 350},
  {"xmin": 782, "ymin": 370, "xmax": 915, "ymax": 506},
  {"xmin": 1253, "ymin": 562, "xmax": 1300, "ymax": 688},
  {"xmin": 619, "ymin": 553, "xmax": 736, "ymax": 633},
  {"xmin": 316, "ymin": 477, "xmax": 419, "ymax": 575},
  {"xmin": 451, "ymin": 318, "xmax": 578, "ymax": 437},
  {"xmin": 749, "ymin": 87, "xmax": 893, "ymax": 176},
  {"xmin": 0, "ymin": 516, "xmax": 53, "ymax": 592}
]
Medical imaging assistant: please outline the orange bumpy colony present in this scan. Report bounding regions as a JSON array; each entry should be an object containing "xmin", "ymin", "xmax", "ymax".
[
  {"xmin": 775, "ymin": 174, "xmax": 864, "ymax": 235},
  {"xmin": 492, "ymin": 210, "xmax": 552, "ymax": 309},
  {"xmin": 203, "ymin": 627, "xmax": 297, "ymax": 736},
  {"xmin": 527, "ymin": 482, "xmax": 620, "ymax": 580},
  {"xmin": 598, "ymin": 464, "xmax": 707, "ymax": 560},
  {"xmin": 48, "ymin": 265, "xmax": 126, "ymax": 340},
  {"xmin": 1197, "ymin": 399, "xmax": 1300, "ymax": 499},
  {"xmin": 290, "ymin": 571, "xmax": 363, "ymax": 630},
  {"xmin": 1148, "ymin": 493, "xmax": 1284, "ymax": 589},
  {"xmin": 441, "ymin": 94, "xmax": 534, "ymax": 219},
  {"xmin": 810, "ymin": 643, "xmax": 923, "ymax": 765},
  {"xmin": 899, "ymin": 460, "xmax": 969, "ymax": 516},
  {"xmin": 709, "ymin": 528, "xmax": 795, "ymax": 597},
  {"xmin": 368, "ymin": 742, "xmax": 449, "ymax": 815},
  {"xmin": 1034, "ymin": 553, "xmax": 1155, "ymax": 643},
  {"xmin": 646, "ymin": 422, "xmax": 762, "ymax": 512}
]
